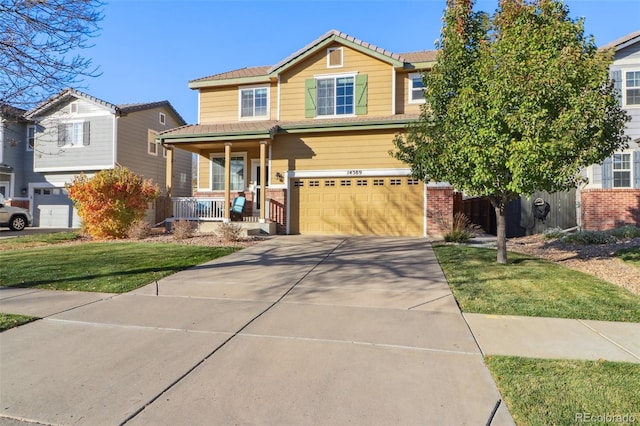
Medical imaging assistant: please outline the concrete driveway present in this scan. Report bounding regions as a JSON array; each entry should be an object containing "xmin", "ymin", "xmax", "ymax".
[{"xmin": 0, "ymin": 236, "xmax": 513, "ymax": 425}]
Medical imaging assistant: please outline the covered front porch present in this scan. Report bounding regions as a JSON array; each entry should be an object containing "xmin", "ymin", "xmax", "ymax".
[{"xmin": 157, "ymin": 122, "xmax": 284, "ymax": 234}]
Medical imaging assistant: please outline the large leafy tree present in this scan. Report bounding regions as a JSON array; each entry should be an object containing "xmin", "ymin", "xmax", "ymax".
[
  {"xmin": 392, "ymin": 0, "xmax": 629, "ymax": 263},
  {"xmin": 0, "ymin": 0, "xmax": 103, "ymax": 111}
]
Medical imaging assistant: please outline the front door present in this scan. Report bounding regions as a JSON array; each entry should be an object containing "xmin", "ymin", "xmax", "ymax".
[{"xmin": 250, "ymin": 159, "xmax": 269, "ymax": 214}]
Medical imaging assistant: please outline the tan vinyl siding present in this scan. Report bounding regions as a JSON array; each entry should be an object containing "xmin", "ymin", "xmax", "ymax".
[
  {"xmin": 117, "ymin": 106, "xmax": 191, "ymax": 196},
  {"xmin": 279, "ymin": 42, "xmax": 394, "ymax": 121},
  {"xmin": 199, "ymin": 82, "xmax": 277, "ymax": 124},
  {"xmin": 270, "ymin": 129, "xmax": 406, "ymax": 173}
]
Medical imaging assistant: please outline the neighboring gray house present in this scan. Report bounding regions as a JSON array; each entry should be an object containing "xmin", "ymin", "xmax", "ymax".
[
  {"xmin": 579, "ymin": 30, "xmax": 640, "ymax": 230},
  {"xmin": 0, "ymin": 105, "xmax": 32, "ymax": 204},
  {"xmin": 23, "ymin": 88, "xmax": 192, "ymax": 227}
]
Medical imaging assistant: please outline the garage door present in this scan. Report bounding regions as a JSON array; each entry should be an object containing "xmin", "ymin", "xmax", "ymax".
[
  {"xmin": 33, "ymin": 188, "xmax": 80, "ymax": 228},
  {"xmin": 290, "ymin": 177, "xmax": 424, "ymax": 236}
]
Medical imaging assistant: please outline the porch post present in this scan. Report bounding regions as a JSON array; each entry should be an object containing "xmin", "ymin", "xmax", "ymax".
[
  {"xmin": 165, "ymin": 145, "xmax": 173, "ymax": 197},
  {"xmin": 259, "ymin": 140, "xmax": 267, "ymax": 223},
  {"xmin": 224, "ymin": 142, "xmax": 232, "ymax": 222}
]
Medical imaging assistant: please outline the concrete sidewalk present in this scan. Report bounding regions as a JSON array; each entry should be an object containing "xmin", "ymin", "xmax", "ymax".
[{"xmin": 0, "ymin": 236, "xmax": 513, "ymax": 426}]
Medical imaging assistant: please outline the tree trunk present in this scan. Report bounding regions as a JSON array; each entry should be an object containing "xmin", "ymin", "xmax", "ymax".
[{"xmin": 494, "ymin": 203, "xmax": 507, "ymax": 264}]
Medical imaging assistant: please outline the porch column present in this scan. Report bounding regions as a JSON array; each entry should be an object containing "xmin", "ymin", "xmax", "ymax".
[
  {"xmin": 223, "ymin": 142, "xmax": 232, "ymax": 222},
  {"xmin": 165, "ymin": 145, "xmax": 173, "ymax": 197},
  {"xmin": 259, "ymin": 140, "xmax": 267, "ymax": 223}
]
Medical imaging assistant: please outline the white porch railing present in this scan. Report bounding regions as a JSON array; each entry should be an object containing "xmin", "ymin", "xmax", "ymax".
[{"xmin": 171, "ymin": 197, "xmax": 225, "ymax": 221}]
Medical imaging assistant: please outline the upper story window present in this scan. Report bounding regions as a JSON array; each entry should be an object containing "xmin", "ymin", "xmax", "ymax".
[
  {"xmin": 159, "ymin": 112, "xmax": 166, "ymax": 125},
  {"xmin": 57, "ymin": 122, "xmax": 89, "ymax": 147},
  {"xmin": 305, "ymin": 73, "xmax": 367, "ymax": 118},
  {"xmin": 69, "ymin": 101, "xmax": 79, "ymax": 114},
  {"xmin": 240, "ymin": 87, "xmax": 269, "ymax": 119},
  {"xmin": 148, "ymin": 129, "xmax": 158, "ymax": 156},
  {"xmin": 613, "ymin": 153, "xmax": 631, "ymax": 187},
  {"xmin": 327, "ymin": 47, "xmax": 343, "ymax": 68},
  {"xmin": 625, "ymin": 71, "xmax": 640, "ymax": 106},
  {"xmin": 409, "ymin": 73, "xmax": 425, "ymax": 103},
  {"xmin": 27, "ymin": 125, "xmax": 35, "ymax": 151}
]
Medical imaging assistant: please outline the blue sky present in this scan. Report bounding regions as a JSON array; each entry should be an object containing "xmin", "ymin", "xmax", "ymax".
[{"xmin": 84, "ymin": 0, "xmax": 640, "ymax": 124}]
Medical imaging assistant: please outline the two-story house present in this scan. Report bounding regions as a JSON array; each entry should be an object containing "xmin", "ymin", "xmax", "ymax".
[
  {"xmin": 158, "ymin": 30, "xmax": 454, "ymax": 237},
  {"xmin": 24, "ymin": 88, "xmax": 192, "ymax": 228},
  {"xmin": 579, "ymin": 30, "xmax": 640, "ymax": 230}
]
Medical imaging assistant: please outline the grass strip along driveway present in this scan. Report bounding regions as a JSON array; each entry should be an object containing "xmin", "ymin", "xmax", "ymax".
[
  {"xmin": 1, "ymin": 242, "xmax": 239, "ymax": 293},
  {"xmin": 434, "ymin": 245, "xmax": 640, "ymax": 322},
  {"xmin": 434, "ymin": 244, "xmax": 640, "ymax": 426}
]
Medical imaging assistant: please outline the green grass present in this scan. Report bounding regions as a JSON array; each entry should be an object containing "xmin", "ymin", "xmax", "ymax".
[
  {"xmin": 486, "ymin": 356, "xmax": 640, "ymax": 426},
  {"xmin": 433, "ymin": 245, "xmax": 640, "ymax": 322},
  {"xmin": 615, "ymin": 246, "xmax": 640, "ymax": 267},
  {"xmin": 0, "ymin": 313, "xmax": 39, "ymax": 331},
  {"xmin": 1, "ymin": 242, "xmax": 240, "ymax": 293},
  {"xmin": 0, "ymin": 231, "xmax": 81, "ymax": 250}
]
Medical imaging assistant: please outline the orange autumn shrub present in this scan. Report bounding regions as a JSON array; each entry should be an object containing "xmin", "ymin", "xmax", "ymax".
[{"xmin": 67, "ymin": 167, "xmax": 159, "ymax": 239}]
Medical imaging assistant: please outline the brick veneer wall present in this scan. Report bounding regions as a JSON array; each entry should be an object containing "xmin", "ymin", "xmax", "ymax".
[
  {"xmin": 427, "ymin": 186, "xmax": 455, "ymax": 237},
  {"xmin": 266, "ymin": 188, "xmax": 286, "ymax": 234},
  {"xmin": 4, "ymin": 199, "xmax": 29, "ymax": 209},
  {"xmin": 580, "ymin": 189, "xmax": 640, "ymax": 231}
]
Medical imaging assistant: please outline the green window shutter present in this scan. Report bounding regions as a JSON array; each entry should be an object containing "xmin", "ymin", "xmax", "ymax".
[
  {"xmin": 355, "ymin": 74, "xmax": 368, "ymax": 115},
  {"xmin": 82, "ymin": 121, "xmax": 90, "ymax": 146},
  {"xmin": 57, "ymin": 124, "xmax": 65, "ymax": 147},
  {"xmin": 305, "ymin": 79, "xmax": 316, "ymax": 118}
]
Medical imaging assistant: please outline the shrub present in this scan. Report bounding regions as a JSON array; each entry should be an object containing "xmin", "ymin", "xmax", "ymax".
[
  {"xmin": 608, "ymin": 225, "xmax": 640, "ymax": 239},
  {"xmin": 217, "ymin": 222, "xmax": 243, "ymax": 242},
  {"xmin": 172, "ymin": 219, "xmax": 195, "ymax": 240},
  {"xmin": 67, "ymin": 167, "xmax": 159, "ymax": 239},
  {"xmin": 443, "ymin": 212, "xmax": 482, "ymax": 243},
  {"xmin": 562, "ymin": 231, "xmax": 616, "ymax": 245},
  {"xmin": 543, "ymin": 227, "xmax": 565, "ymax": 239},
  {"xmin": 127, "ymin": 220, "xmax": 152, "ymax": 240}
]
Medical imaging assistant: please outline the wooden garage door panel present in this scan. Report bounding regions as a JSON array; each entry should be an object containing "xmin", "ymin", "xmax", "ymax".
[{"xmin": 293, "ymin": 177, "xmax": 423, "ymax": 236}]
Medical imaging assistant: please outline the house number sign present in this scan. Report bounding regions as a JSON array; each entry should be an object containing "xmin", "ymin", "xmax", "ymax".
[{"xmin": 347, "ymin": 170, "xmax": 363, "ymax": 176}]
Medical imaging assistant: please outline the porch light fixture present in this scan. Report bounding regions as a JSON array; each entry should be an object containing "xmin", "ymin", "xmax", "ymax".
[{"xmin": 276, "ymin": 172, "xmax": 284, "ymax": 182}]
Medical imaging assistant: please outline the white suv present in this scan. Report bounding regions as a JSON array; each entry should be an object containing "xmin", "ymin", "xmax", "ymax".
[{"xmin": 0, "ymin": 194, "xmax": 33, "ymax": 231}]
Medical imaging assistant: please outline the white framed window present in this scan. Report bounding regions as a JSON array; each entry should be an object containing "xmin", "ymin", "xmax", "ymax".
[
  {"xmin": 159, "ymin": 112, "xmax": 166, "ymax": 125},
  {"xmin": 57, "ymin": 121, "xmax": 88, "ymax": 147},
  {"xmin": 27, "ymin": 125, "xmax": 35, "ymax": 151},
  {"xmin": 327, "ymin": 47, "xmax": 343, "ymax": 68},
  {"xmin": 613, "ymin": 153, "xmax": 632, "ymax": 188},
  {"xmin": 148, "ymin": 129, "xmax": 158, "ymax": 156},
  {"xmin": 69, "ymin": 101, "xmax": 79, "ymax": 114},
  {"xmin": 163, "ymin": 147, "xmax": 168, "ymax": 158},
  {"xmin": 625, "ymin": 70, "xmax": 640, "ymax": 106},
  {"xmin": 317, "ymin": 74, "xmax": 355, "ymax": 116},
  {"xmin": 210, "ymin": 152, "xmax": 246, "ymax": 191},
  {"xmin": 409, "ymin": 73, "xmax": 426, "ymax": 103},
  {"xmin": 239, "ymin": 86, "xmax": 269, "ymax": 119}
]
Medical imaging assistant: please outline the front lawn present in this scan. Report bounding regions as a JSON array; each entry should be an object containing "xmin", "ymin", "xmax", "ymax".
[
  {"xmin": 433, "ymin": 245, "xmax": 640, "ymax": 322},
  {"xmin": 1, "ymin": 242, "xmax": 240, "ymax": 293},
  {"xmin": 486, "ymin": 356, "xmax": 640, "ymax": 426},
  {"xmin": 0, "ymin": 313, "xmax": 39, "ymax": 331}
]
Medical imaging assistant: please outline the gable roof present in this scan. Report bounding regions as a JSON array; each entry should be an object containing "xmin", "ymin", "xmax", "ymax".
[
  {"xmin": 601, "ymin": 29, "xmax": 640, "ymax": 51},
  {"xmin": 25, "ymin": 88, "xmax": 186, "ymax": 125},
  {"xmin": 189, "ymin": 30, "xmax": 437, "ymax": 89}
]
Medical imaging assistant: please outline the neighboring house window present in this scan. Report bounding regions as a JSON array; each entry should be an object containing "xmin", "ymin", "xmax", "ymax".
[
  {"xmin": 210, "ymin": 154, "xmax": 246, "ymax": 191},
  {"xmin": 159, "ymin": 112, "xmax": 166, "ymax": 125},
  {"xmin": 305, "ymin": 74, "xmax": 367, "ymax": 118},
  {"xmin": 27, "ymin": 125, "xmax": 35, "ymax": 151},
  {"xmin": 57, "ymin": 122, "xmax": 89, "ymax": 147},
  {"xmin": 69, "ymin": 101, "xmax": 78, "ymax": 114},
  {"xmin": 240, "ymin": 87, "xmax": 269, "ymax": 119},
  {"xmin": 163, "ymin": 147, "xmax": 168, "ymax": 158},
  {"xmin": 148, "ymin": 129, "xmax": 158, "ymax": 156},
  {"xmin": 626, "ymin": 71, "xmax": 640, "ymax": 106},
  {"xmin": 409, "ymin": 73, "xmax": 426, "ymax": 103},
  {"xmin": 327, "ymin": 47, "xmax": 343, "ymax": 68},
  {"xmin": 613, "ymin": 153, "xmax": 632, "ymax": 188}
]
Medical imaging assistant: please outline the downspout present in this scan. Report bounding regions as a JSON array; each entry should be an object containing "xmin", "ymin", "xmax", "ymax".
[
  {"xmin": 391, "ymin": 68, "xmax": 396, "ymax": 115},
  {"xmin": 276, "ymin": 75, "xmax": 281, "ymax": 121},
  {"xmin": 112, "ymin": 114, "xmax": 118, "ymax": 168},
  {"xmin": 0, "ymin": 119, "xmax": 4, "ymax": 164}
]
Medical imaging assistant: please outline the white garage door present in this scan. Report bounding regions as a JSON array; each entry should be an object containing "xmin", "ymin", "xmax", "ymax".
[{"xmin": 33, "ymin": 188, "xmax": 79, "ymax": 228}]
